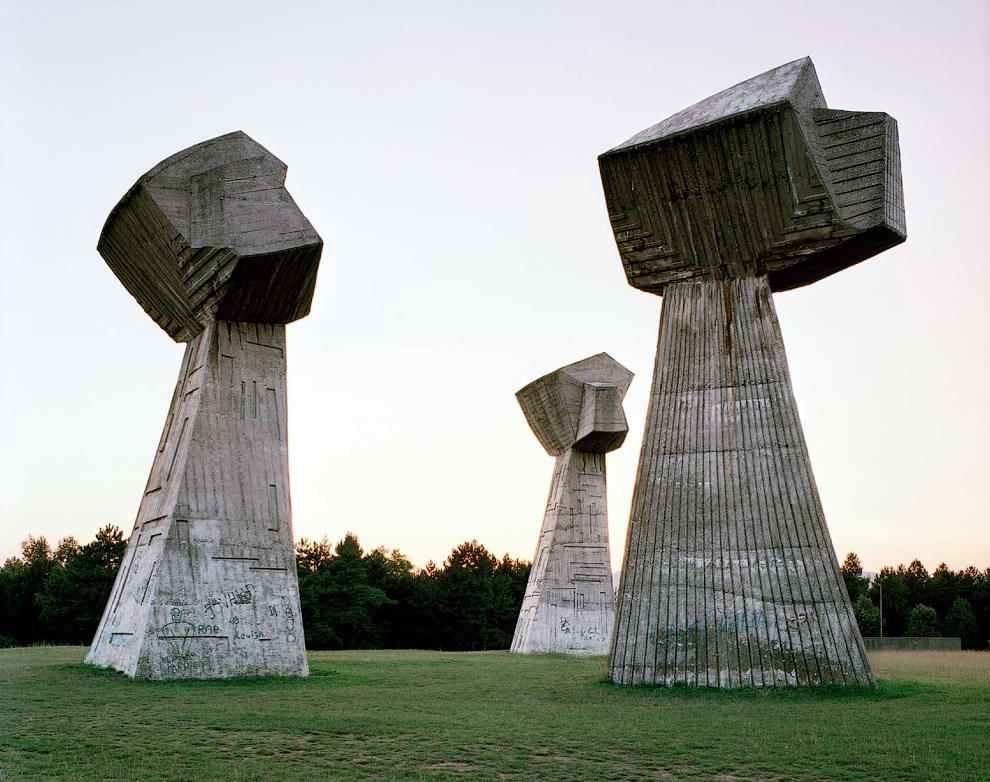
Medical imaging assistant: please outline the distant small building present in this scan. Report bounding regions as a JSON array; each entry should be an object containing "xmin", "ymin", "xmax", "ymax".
[{"xmin": 864, "ymin": 637, "xmax": 961, "ymax": 652}]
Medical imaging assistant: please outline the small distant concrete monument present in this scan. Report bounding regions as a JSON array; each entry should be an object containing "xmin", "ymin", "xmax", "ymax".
[
  {"xmin": 86, "ymin": 131, "xmax": 321, "ymax": 679},
  {"xmin": 600, "ymin": 58, "xmax": 905, "ymax": 686},
  {"xmin": 511, "ymin": 353, "xmax": 633, "ymax": 655}
]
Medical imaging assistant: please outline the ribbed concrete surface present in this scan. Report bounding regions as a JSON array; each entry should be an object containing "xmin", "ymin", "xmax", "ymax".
[
  {"xmin": 86, "ymin": 322, "xmax": 308, "ymax": 679},
  {"xmin": 599, "ymin": 58, "xmax": 905, "ymax": 296},
  {"xmin": 607, "ymin": 276, "xmax": 874, "ymax": 687}
]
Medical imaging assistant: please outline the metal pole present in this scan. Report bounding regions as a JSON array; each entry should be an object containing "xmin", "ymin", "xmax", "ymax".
[{"xmin": 879, "ymin": 579, "xmax": 883, "ymax": 639}]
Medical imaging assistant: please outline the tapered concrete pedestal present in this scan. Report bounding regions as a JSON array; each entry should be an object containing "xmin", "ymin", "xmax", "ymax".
[
  {"xmin": 512, "ymin": 448, "xmax": 614, "ymax": 654},
  {"xmin": 607, "ymin": 277, "xmax": 873, "ymax": 686},
  {"xmin": 86, "ymin": 321, "xmax": 307, "ymax": 679}
]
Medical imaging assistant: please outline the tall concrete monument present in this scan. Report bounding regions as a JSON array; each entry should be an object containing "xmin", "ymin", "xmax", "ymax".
[
  {"xmin": 511, "ymin": 353, "xmax": 633, "ymax": 655},
  {"xmin": 600, "ymin": 58, "xmax": 905, "ymax": 686},
  {"xmin": 86, "ymin": 131, "xmax": 321, "ymax": 680}
]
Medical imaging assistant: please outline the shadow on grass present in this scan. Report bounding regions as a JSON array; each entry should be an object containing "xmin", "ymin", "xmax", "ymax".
[
  {"xmin": 48, "ymin": 661, "xmax": 340, "ymax": 688},
  {"xmin": 50, "ymin": 659, "xmax": 942, "ymax": 703},
  {"xmin": 49, "ymin": 662, "xmax": 131, "ymax": 681},
  {"xmin": 595, "ymin": 677, "xmax": 941, "ymax": 700}
]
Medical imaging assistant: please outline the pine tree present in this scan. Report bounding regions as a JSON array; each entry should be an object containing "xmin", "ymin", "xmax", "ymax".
[
  {"xmin": 840, "ymin": 552, "xmax": 869, "ymax": 603},
  {"xmin": 942, "ymin": 597, "xmax": 979, "ymax": 649},
  {"xmin": 905, "ymin": 604, "xmax": 939, "ymax": 637},
  {"xmin": 853, "ymin": 593, "xmax": 880, "ymax": 636}
]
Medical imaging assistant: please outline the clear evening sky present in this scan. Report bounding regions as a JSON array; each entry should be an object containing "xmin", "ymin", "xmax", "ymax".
[{"xmin": 1, "ymin": 0, "xmax": 987, "ymax": 575}]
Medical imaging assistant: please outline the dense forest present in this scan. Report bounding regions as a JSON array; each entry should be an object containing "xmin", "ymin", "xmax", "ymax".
[
  {"xmin": 1, "ymin": 527, "xmax": 988, "ymax": 651},
  {"xmin": 294, "ymin": 534, "xmax": 530, "ymax": 650},
  {"xmin": 0, "ymin": 527, "xmax": 530, "ymax": 651},
  {"xmin": 839, "ymin": 552, "xmax": 988, "ymax": 649}
]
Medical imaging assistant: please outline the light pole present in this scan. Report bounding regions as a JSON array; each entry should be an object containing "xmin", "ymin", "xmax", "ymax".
[{"xmin": 879, "ymin": 579, "xmax": 884, "ymax": 639}]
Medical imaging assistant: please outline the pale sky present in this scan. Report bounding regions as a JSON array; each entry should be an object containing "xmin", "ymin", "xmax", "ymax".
[{"xmin": 1, "ymin": 0, "xmax": 987, "ymax": 576}]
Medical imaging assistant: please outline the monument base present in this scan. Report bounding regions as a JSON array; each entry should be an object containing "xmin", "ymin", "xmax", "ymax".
[
  {"xmin": 512, "ymin": 448, "xmax": 615, "ymax": 655},
  {"xmin": 86, "ymin": 321, "xmax": 308, "ymax": 680},
  {"xmin": 608, "ymin": 277, "xmax": 874, "ymax": 687}
]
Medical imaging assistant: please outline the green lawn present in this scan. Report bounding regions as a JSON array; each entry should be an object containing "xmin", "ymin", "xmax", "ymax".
[{"xmin": 1, "ymin": 647, "xmax": 987, "ymax": 781}]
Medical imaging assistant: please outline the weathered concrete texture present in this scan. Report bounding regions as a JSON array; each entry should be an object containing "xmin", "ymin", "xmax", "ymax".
[
  {"xmin": 99, "ymin": 131, "xmax": 322, "ymax": 342},
  {"xmin": 515, "ymin": 353, "xmax": 633, "ymax": 457},
  {"xmin": 863, "ymin": 637, "xmax": 961, "ymax": 652},
  {"xmin": 512, "ymin": 354, "xmax": 632, "ymax": 655},
  {"xmin": 607, "ymin": 278, "xmax": 873, "ymax": 685},
  {"xmin": 86, "ymin": 322, "xmax": 307, "ymax": 679},
  {"xmin": 600, "ymin": 57, "xmax": 905, "ymax": 294},
  {"xmin": 87, "ymin": 133, "xmax": 318, "ymax": 679},
  {"xmin": 602, "ymin": 58, "xmax": 904, "ymax": 688}
]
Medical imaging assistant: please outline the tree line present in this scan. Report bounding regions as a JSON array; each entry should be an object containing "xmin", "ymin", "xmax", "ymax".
[
  {"xmin": 295, "ymin": 534, "xmax": 530, "ymax": 650},
  {"xmin": 840, "ymin": 552, "xmax": 989, "ymax": 649},
  {"xmin": 0, "ymin": 527, "xmax": 530, "ymax": 651},
  {"xmin": 0, "ymin": 526, "xmax": 127, "ymax": 648},
  {"xmin": 2, "ymin": 529, "xmax": 988, "ymax": 652}
]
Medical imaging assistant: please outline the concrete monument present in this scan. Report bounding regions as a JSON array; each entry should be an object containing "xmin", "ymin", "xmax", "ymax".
[
  {"xmin": 600, "ymin": 58, "xmax": 905, "ymax": 686},
  {"xmin": 511, "ymin": 353, "xmax": 633, "ymax": 655},
  {"xmin": 86, "ymin": 131, "xmax": 321, "ymax": 680}
]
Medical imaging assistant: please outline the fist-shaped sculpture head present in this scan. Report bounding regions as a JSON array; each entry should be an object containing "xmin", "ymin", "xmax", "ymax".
[
  {"xmin": 98, "ymin": 131, "xmax": 323, "ymax": 342},
  {"xmin": 599, "ymin": 57, "xmax": 905, "ymax": 293},
  {"xmin": 516, "ymin": 353, "xmax": 633, "ymax": 456}
]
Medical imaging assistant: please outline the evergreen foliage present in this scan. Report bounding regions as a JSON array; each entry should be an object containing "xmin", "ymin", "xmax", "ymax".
[
  {"xmin": 834, "ymin": 554, "xmax": 990, "ymax": 650},
  {"xmin": 852, "ymin": 593, "xmax": 880, "ymax": 637},
  {"xmin": 905, "ymin": 604, "xmax": 940, "ymax": 637},
  {"xmin": 943, "ymin": 597, "xmax": 979, "ymax": 649},
  {"xmin": 296, "ymin": 536, "xmax": 530, "ymax": 651},
  {"xmin": 840, "ymin": 552, "xmax": 869, "ymax": 603},
  {"xmin": 0, "ymin": 527, "xmax": 531, "ymax": 652},
  {"xmin": 2, "ymin": 532, "xmax": 988, "ymax": 652},
  {"xmin": 36, "ymin": 526, "xmax": 125, "ymax": 644}
]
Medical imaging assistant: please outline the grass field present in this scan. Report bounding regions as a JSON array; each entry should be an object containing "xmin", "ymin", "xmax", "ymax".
[{"xmin": 1, "ymin": 647, "xmax": 988, "ymax": 781}]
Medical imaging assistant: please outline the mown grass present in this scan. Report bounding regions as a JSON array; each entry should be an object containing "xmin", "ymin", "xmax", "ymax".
[{"xmin": 1, "ymin": 647, "xmax": 987, "ymax": 781}]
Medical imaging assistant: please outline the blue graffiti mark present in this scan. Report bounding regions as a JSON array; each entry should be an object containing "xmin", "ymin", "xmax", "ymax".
[
  {"xmin": 717, "ymin": 609, "xmax": 765, "ymax": 637},
  {"xmin": 648, "ymin": 610, "xmax": 767, "ymax": 646}
]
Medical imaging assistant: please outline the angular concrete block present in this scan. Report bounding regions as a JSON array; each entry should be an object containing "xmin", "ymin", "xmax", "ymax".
[
  {"xmin": 99, "ymin": 131, "xmax": 322, "ymax": 342},
  {"xmin": 512, "ymin": 354, "xmax": 633, "ymax": 656},
  {"xmin": 516, "ymin": 353, "xmax": 633, "ymax": 457},
  {"xmin": 600, "ymin": 57, "xmax": 905, "ymax": 294}
]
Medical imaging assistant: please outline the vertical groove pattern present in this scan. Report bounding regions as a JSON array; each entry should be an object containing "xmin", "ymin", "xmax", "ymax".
[
  {"xmin": 607, "ymin": 276, "xmax": 874, "ymax": 687},
  {"xmin": 86, "ymin": 321, "xmax": 308, "ymax": 680}
]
